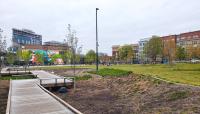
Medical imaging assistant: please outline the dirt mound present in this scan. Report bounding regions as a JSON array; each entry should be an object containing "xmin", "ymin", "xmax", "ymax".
[
  {"xmin": 0, "ymin": 80, "xmax": 10, "ymax": 114},
  {"xmin": 55, "ymin": 74, "xmax": 200, "ymax": 114}
]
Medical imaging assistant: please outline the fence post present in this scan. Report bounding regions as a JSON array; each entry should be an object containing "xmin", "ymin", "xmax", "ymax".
[
  {"xmin": 55, "ymin": 78, "xmax": 57, "ymax": 85},
  {"xmin": 73, "ymin": 77, "xmax": 75, "ymax": 90},
  {"xmin": 64, "ymin": 78, "xmax": 66, "ymax": 85}
]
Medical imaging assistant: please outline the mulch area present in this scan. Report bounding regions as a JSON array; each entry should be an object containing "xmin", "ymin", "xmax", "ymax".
[
  {"xmin": 54, "ymin": 74, "xmax": 200, "ymax": 114},
  {"xmin": 0, "ymin": 80, "xmax": 10, "ymax": 114}
]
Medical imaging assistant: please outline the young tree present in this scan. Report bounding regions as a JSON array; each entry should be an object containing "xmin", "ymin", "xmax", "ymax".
[
  {"xmin": 197, "ymin": 47, "xmax": 200, "ymax": 59},
  {"xmin": 176, "ymin": 46, "xmax": 186, "ymax": 61},
  {"xmin": 145, "ymin": 36, "xmax": 163, "ymax": 63},
  {"xmin": 0, "ymin": 28, "xmax": 7, "ymax": 76},
  {"xmin": 187, "ymin": 46, "xmax": 200, "ymax": 60},
  {"xmin": 75, "ymin": 46, "xmax": 82, "ymax": 64},
  {"xmin": 163, "ymin": 39, "xmax": 176, "ymax": 64},
  {"xmin": 6, "ymin": 52, "xmax": 16, "ymax": 66},
  {"xmin": 16, "ymin": 50, "xmax": 22, "ymax": 62},
  {"xmin": 85, "ymin": 50, "xmax": 96, "ymax": 64},
  {"xmin": 118, "ymin": 45, "xmax": 134, "ymax": 64},
  {"xmin": 21, "ymin": 50, "xmax": 31, "ymax": 73},
  {"xmin": 66, "ymin": 24, "xmax": 82, "ymax": 76},
  {"xmin": 61, "ymin": 50, "xmax": 73, "ymax": 64}
]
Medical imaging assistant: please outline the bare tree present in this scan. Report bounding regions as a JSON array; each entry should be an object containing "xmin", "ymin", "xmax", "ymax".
[
  {"xmin": 66, "ymin": 24, "xmax": 82, "ymax": 76},
  {"xmin": 0, "ymin": 28, "xmax": 7, "ymax": 76}
]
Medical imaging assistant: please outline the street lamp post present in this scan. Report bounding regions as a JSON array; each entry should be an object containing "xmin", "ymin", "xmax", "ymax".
[{"xmin": 96, "ymin": 8, "xmax": 99, "ymax": 72}]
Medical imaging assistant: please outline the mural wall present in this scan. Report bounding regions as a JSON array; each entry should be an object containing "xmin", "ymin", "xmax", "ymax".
[{"xmin": 30, "ymin": 49, "xmax": 63, "ymax": 65}]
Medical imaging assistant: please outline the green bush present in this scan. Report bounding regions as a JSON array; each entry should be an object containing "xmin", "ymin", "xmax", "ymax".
[
  {"xmin": 75, "ymin": 75, "xmax": 92, "ymax": 81},
  {"xmin": 169, "ymin": 91, "xmax": 188, "ymax": 101},
  {"xmin": 88, "ymin": 68, "xmax": 132, "ymax": 77}
]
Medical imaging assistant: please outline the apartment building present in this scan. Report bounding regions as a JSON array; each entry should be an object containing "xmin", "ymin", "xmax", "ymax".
[
  {"xmin": 12, "ymin": 28, "xmax": 42, "ymax": 51},
  {"xmin": 138, "ymin": 38, "xmax": 150, "ymax": 63}
]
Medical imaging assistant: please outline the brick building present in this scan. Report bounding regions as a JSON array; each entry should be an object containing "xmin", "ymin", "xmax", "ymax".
[
  {"xmin": 112, "ymin": 44, "xmax": 139, "ymax": 63},
  {"xmin": 112, "ymin": 45, "xmax": 120, "ymax": 60},
  {"xmin": 176, "ymin": 30, "xmax": 200, "ymax": 59},
  {"xmin": 177, "ymin": 30, "xmax": 200, "ymax": 47}
]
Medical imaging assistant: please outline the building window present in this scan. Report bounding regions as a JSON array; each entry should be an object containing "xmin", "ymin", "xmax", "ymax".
[
  {"xmin": 193, "ymin": 35, "xmax": 198, "ymax": 38},
  {"xmin": 193, "ymin": 41, "xmax": 197, "ymax": 44}
]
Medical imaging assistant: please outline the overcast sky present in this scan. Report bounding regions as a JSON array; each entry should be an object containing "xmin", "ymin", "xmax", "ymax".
[{"xmin": 1, "ymin": 0, "xmax": 200, "ymax": 55}]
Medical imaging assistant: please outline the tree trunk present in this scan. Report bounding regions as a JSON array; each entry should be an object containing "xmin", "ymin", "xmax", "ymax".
[
  {"xmin": 0, "ymin": 68, "xmax": 1, "ymax": 77},
  {"xmin": 25, "ymin": 65, "xmax": 27, "ymax": 73}
]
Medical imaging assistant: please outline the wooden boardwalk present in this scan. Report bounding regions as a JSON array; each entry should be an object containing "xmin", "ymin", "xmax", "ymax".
[{"xmin": 7, "ymin": 70, "xmax": 81, "ymax": 114}]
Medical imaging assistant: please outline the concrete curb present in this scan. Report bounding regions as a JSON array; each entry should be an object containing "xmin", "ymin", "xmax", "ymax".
[
  {"xmin": 6, "ymin": 80, "xmax": 12, "ymax": 114},
  {"xmin": 37, "ymin": 84, "xmax": 83, "ymax": 114}
]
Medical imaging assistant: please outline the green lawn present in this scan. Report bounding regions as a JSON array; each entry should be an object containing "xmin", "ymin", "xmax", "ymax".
[
  {"xmin": 29, "ymin": 64, "xmax": 200, "ymax": 86},
  {"xmin": 102, "ymin": 64, "xmax": 200, "ymax": 86},
  {"xmin": 89, "ymin": 68, "xmax": 132, "ymax": 77}
]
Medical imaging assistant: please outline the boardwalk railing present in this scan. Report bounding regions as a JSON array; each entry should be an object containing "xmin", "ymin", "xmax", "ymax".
[
  {"xmin": 39, "ymin": 77, "xmax": 75, "ymax": 89},
  {"xmin": 6, "ymin": 80, "xmax": 12, "ymax": 114},
  {"xmin": 38, "ymin": 84, "xmax": 82, "ymax": 114}
]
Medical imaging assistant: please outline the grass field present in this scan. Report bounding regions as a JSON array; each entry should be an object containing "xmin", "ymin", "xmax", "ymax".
[
  {"xmin": 31, "ymin": 64, "xmax": 200, "ymax": 86},
  {"xmin": 104, "ymin": 64, "xmax": 200, "ymax": 86}
]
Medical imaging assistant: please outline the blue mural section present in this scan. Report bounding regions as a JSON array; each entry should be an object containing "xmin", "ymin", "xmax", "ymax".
[{"xmin": 34, "ymin": 50, "xmax": 51, "ymax": 64}]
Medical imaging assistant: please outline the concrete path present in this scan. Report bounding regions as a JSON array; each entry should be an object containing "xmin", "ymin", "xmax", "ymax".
[
  {"xmin": 10, "ymin": 79, "xmax": 74, "ymax": 114},
  {"xmin": 32, "ymin": 70, "xmax": 72, "ymax": 85},
  {"xmin": 32, "ymin": 70, "xmax": 60, "ymax": 78},
  {"xmin": 8, "ymin": 70, "xmax": 78, "ymax": 114}
]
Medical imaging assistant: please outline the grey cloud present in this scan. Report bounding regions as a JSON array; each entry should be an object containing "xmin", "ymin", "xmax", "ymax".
[{"xmin": 0, "ymin": 0, "xmax": 200, "ymax": 55}]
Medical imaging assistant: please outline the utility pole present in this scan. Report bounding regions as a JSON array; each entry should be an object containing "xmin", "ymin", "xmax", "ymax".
[{"xmin": 96, "ymin": 8, "xmax": 99, "ymax": 72}]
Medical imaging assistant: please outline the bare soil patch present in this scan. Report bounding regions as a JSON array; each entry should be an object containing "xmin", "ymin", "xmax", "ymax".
[
  {"xmin": 0, "ymin": 80, "xmax": 10, "ymax": 114},
  {"xmin": 50, "ymin": 69, "xmax": 200, "ymax": 114}
]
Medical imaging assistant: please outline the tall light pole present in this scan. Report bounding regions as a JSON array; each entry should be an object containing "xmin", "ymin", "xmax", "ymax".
[{"xmin": 96, "ymin": 8, "xmax": 99, "ymax": 72}]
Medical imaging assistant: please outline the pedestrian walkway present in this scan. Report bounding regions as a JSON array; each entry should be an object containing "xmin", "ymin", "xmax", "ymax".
[
  {"xmin": 32, "ymin": 70, "xmax": 60, "ymax": 78},
  {"xmin": 7, "ymin": 70, "xmax": 80, "ymax": 114},
  {"xmin": 32, "ymin": 70, "xmax": 73, "ymax": 86},
  {"xmin": 10, "ymin": 79, "xmax": 74, "ymax": 114}
]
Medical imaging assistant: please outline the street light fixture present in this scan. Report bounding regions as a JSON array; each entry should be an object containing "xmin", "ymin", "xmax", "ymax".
[{"xmin": 96, "ymin": 8, "xmax": 99, "ymax": 72}]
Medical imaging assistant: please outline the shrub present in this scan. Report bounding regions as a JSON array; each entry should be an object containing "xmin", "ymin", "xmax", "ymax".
[
  {"xmin": 169, "ymin": 91, "xmax": 188, "ymax": 101},
  {"xmin": 88, "ymin": 68, "xmax": 132, "ymax": 77},
  {"xmin": 75, "ymin": 75, "xmax": 92, "ymax": 81}
]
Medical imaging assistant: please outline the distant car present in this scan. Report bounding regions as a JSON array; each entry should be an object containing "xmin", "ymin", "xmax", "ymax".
[{"xmin": 191, "ymin": 59, "xmax": 200, "ymax": 63}]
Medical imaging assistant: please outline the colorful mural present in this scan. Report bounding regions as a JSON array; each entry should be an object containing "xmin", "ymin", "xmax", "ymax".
[{"xmin": 30, "ymin": 50, "xmax": 63, "ymax": 65}]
